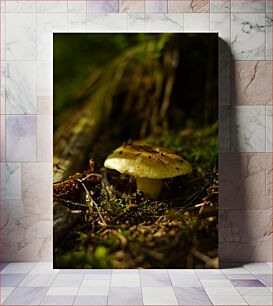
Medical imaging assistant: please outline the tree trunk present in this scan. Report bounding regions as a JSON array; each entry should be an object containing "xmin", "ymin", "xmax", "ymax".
[{"xmin": 53, "ymin": 96, "xmax": 104, "ymax": 182}]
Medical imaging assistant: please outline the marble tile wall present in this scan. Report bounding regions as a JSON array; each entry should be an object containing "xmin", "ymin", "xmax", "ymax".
[{"xmin": 0, "ymin": 0, "xmax": 272, "ymax": 263}]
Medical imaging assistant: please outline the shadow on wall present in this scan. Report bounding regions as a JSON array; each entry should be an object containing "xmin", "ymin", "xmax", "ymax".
[{"xmin": 218, "ymin": 38, "xmax": 272, "ymax": 267}]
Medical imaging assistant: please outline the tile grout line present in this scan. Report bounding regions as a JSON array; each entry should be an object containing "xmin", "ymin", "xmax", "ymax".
[
  {"xmin": 138, "ymin": 269, "xmax": 144, "ymax": 306},
  {"xmin": 72, "ymin": 270, "xmax": 83, "ymax": 306},
  {"xmin": 106, "ymin": 269, "xmax": 113, "ymax": 305},
  {"xmin": 194, "ymin": 268, "xmax": 219, "ymax": 305}
]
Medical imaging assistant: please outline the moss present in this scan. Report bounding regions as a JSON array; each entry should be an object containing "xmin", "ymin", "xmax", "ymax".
[
  {"xmin": 55, "ymin": 170, "xmax": 218, "ymax": 268},
  {"xmin": 144, "ymin": 123, "xmax": 218, "ymax": 175}
]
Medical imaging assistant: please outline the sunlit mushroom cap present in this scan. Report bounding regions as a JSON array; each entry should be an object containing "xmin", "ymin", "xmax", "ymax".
[{"xmin": 104, "ymin": 144, "xmax": 192, "ymax": 179}]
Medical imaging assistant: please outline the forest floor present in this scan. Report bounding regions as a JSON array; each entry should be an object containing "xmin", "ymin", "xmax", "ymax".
[{"xmin": 53, "ymin": 126, "xmax": 218, "ymax": 269}]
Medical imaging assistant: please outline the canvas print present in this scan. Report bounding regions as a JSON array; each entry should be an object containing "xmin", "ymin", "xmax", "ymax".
[{"xmin": 53, "ymin": 33, "xmax": 218, "ymax": 269}]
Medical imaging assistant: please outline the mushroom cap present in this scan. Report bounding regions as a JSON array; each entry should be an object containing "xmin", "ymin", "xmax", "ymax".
[{"xmin": 104, "ymin": 144, "xmax": 192, "ymax": 179}]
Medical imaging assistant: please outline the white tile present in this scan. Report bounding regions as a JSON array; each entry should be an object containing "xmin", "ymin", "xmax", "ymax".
[
  {"xmin": 84, "ymin": 269, "xmax": 112, "ymax": 275},
  {"xmin": 204, "ymin": 286, "xmax": 240, "ymax": 296},
  {"xmin": 6, "ymin": 13, "xmax": 36, "ymax": 60},
  {"xmin": 4, "ymin": 163, "xmax": 21, "ymax": 199},
  {"xmin": 6, "ymin": 61, "xmax": 36, "ymax": 114},
  {"xmin": 141, "ymin": 269, "xmax": 169, "ymax": 276},
  {"xmin": 112, "ymin": 269, "xmax": 139, "ymax": 275},
  {"xmin": 128, "ymin": 13, "xmax": 145, "ymax": 32},
  {"xmin": 168, "ymin": 270, "xmax": 196, "ymax": 277},
  {"xmin": 231, "ymin": 13, "xmax": 266, "ymax": 60},
  {"xmin": 37, "ymin": 1, "xmax": 67, "ymax": 12},
  {"xmin": 120, "ymin": 0, "xmax": 145, "ymax": 13},
  {"xmin": 231, "ymin": 106, "xmax": 266, "ymax": 152},
  {"xmin": 266, "ymin": 14, "xmax": 272, "ymax": 60},
  {"xmin": 1, "ymin": 262, "xmax": 36, "ymax": 274},
  {"xmin": 142, "ymin": 287, "xmax": 178, "ymax": 305},
  {"xmin": 21, "ymin": 163, "xmax": 52, "ymax": 218},
  {"xmin": 266, "ymin": 262, "xmax": 272, "ymax": 267},
  {"xmin": 40, "ymin": 295, "xmax": 75, "ymax": 305},
  {"xmin": 184, "ymin": 13, "xmax": 209, "ymax": 32},
  {"xmin": 24, "ymin": 219, "xmax": 52, "ymax": 241},
  {"xmin": 83, "ymin": 274, "xmax": 111, "ymax": 280},
  {"xmin": 0, "ymin": 116, "xmax": 5, "ymax": 161},
  {"xmin": 1, "ymin": 287, "xmax": 15, "ymax": 303},
  {"xmin": 87, "ymin": 0, "xmax": 118, "ymax": 13},
  {"xmin": 51, "ymin": 274, "xmax": 84, "ymax": 287},
  {"xmin": 19, "ymin": 273, "xmax": 56, "ymax": 287},
  {"xmin": 237, "ymin": 286, "xmax": 272, "ymax": 296},
  {"xmin": 208, "ymin": 295, "xmax": 247, "ymax": 305},
  {"xmin": 1, "ymin": 287, "xmax": 16, "ymax": 296},
  {"xmin": 110, "ymin": 274, "xmax": 140, "ymax": 287},
  {"xmin": 225, "ymin": 274, "xmax": 256, "ymax": 279},
  {"xmin": 266, "ymin": 0, "xmax": 272, "ymax": 12},
  {"xmin": 243, "ymin": 262, "xmax": 272, "ymax": 274},
  {"xmin": 195, "ymin": 269, "xmax": 225, "ymax": 276},
  {"xmin": 68, "ymin": 1, "xmax": 86, "ymax": 13},
  {"xmin": 6, "ymin": 1, "xmax": 36, "ymax": 12},
  {"xmin": 168, "ymin": 0, "xmax": 209, "ymax": 13},
  {"xmin": 1, "ymin": 63, "xmax": 6, "ymax": 114},
  {"xmin": 87, "ymin": 13, "xmax": 127, "ymax": 31},
  {"xmin": 6, "ymin": 237, "xmax": 53, "ymax": 263},
  {"xmin": 232, "ymin": 60, "xmax": 272, "ymax": 106},
  {"xmin": 37, "ymin": 96, "xmax": 52, "ymax": 115},
  {"xmin": 59, "ymin": 269, "xmax": 92, "ymax": 274},
  {"xmin": 3, "ymin": 286, "xmax": 48, "ymax": 304},
  {"xmin": 0, "ymin": 199, "xmax": 25, "ymax": 256},
  {"xmin": 144, "ymin": 13, "xmax": 183, "ymax": 32},
  {"xmin": 210, "ymin": 0, "xmax": 231, "ymax": 12},
  {"xmin": 6, "ymin": 115, "xmax": 36, "ymax": 162},
  {"xmin": 140, "ymin": 273, "xmax": 171, "ymax": 287},
  {"xmin": 108, "ymin": 287, "xmax": 142, "ymax": 305},
  {"xmin": 37, "ymin": 13, "xmax": 67, "ymax": 60},
  {"xmin": 222, "ymin": 267, "xmax": 251, "ymax": 275},
  {"xmin": 243, "ymin": 295, "xmax": 273, "ymax": 305},
  {"xmin": 68, "ymin": 13, "xmax": 87, "ymax": 31},
  {"xmin": 266, "ymin": 106, "xmax": 272, "ymax": 152},
  {"xmin": 29, "ymin": 262, "xmax": 59, "ymax": 274},
  {"xmin": 231, "ymin": 0, "xmax": 266, "ymax": 13},
  {"xmin": 77, "ymin": 286, "xmax": 109, "ymax": 296},
  {"xmin": 46, "ymin": 286, "xmax": 78, "ymax": 296},
  {"xmin": 146, "ymin": 0, "xmax": 167, "ymax": 13},
  {"xmin": 37, "ymin": 61, "xmax": 52, "ymax": 97},
  {"xmin": 81, "ymin": 279, "xmax": 110, "ymax": 287},
  {"xmin": 0, "ymin": 0, "xmax": 6, "ymax": 13},
  {"xmin": 210, "ymin": 13, "xmax": 231, "ymax": 44},
  {"xmin": 169, "ymin": 271, "xmax": 202, "ymax": 287},
  {"xmin": 37, "ymin": 115, "xmax": 52, "ymax": 162},
  {"xmin": 1, "ymin": 13, "xmax": 6, "ymax": 60},
  {"xmin": 201, "ymin": 279, "xmax": 234, "ymax": 287}
]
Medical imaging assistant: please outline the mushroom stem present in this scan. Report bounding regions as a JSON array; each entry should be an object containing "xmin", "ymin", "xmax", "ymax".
[{"xmin": 136, "ymin": 177, "xmax": 163, "ymax": 200}]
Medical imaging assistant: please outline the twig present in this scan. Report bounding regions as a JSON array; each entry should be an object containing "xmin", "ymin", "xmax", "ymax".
[
  {"xmin": 81, "ymin": 173, "xmax": 102, "ymax": 182},
  {"xmin": 53, "ymin": 167, "xmax": 101, "ymax": 198},
  {"xmin": 57, "ymin": 198, "xmax": 89, "ymax": 208},
  {"xmin": 192, "ymin": 249, "xmax": 218, "ymax": 269},
  {"xmin": 77, "ymin": 178, "xmax": 107, "ymax": 226},
  {"xmin": 101, "ymin": 168, "xmax": 122, "ymax": 197},
  {"xmin": 194, "ymin": 202, "xmax": 205, "ymax": 208},
  {"xmin": 179, "ymin": 187, "xmax": 206, "ymax": 211}
]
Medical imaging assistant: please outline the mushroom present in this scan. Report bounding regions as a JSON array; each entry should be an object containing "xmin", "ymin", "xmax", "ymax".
[{"xmin": 104, "ymin": 144, "xmax": 192, "ymax": 199}]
